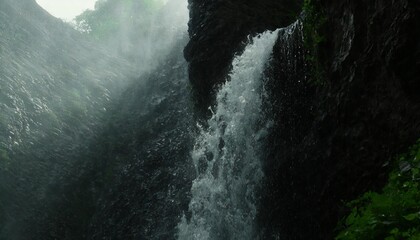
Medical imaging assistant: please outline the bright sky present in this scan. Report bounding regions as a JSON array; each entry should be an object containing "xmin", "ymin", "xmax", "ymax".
[{"xmin": 35, "ymin": 0, "xmax": 98, "ymax": 21}]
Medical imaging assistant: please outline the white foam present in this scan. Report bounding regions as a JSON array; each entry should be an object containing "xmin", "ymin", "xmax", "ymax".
[{"xmin": 177, "ymin": 29, "xmax": 280, "ymax": 240}]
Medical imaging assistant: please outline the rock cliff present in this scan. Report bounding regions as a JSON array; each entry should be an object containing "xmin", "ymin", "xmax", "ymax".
[
  {"xmin": 185, "ymin": 0, "xmax": 303, "ymax": 117},
  {"xmin": 185, "ymin": 0, "xmax": 420, "ymax": 238}
]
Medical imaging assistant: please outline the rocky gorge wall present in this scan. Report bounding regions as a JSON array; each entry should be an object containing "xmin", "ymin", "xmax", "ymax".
[
  {"xmin": 0, "ymin": 0, "xmax": 136, "ymax": 237},
  {"xmin": 184, "ymin": 0, "xmax": 302, "ymax": 118},
  {"xmin": 185, "ymin": 0, "xmax": 420, "ymax": 239}
]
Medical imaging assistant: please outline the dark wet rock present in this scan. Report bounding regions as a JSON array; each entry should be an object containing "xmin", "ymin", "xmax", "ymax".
[
  {"xmin": 260, "ymin": 0, "xmax": 420, "ymax": 239},
  {"xmin": 185, "ymin": 0, "xmax": 303, "ymax": 117},
  {"xmin": 0, "ymin": 0, "xmax": 134, "ymax": 238},
  {"xmin": 85, "ymin": 43, "xmax": 196, "ymax": 239},
  {"xmin": 32, "ymin": 40, "xmax": 196, "ymax": 240},
  {"xmin": 186, "ymin": 0, "xmax": 420, "ymax": 239}
]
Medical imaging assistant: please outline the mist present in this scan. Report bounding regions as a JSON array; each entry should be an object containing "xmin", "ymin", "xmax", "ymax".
[
  {"xmin": 72, "ymin": 0, "xmax": 189, "ymax": 74},
  {"xmin": 0, "ymin": 0, "xmax": 190, "ymax": 238},
  {"xmin": 35, "ymin": 0, "xmax": 97, "ymax": 21},
  {"xmin": 3, "ymin": 0, "xmax": 416, "ymax": 239}
]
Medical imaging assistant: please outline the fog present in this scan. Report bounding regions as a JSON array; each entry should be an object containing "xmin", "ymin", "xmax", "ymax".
[
  {"xmin": 35, "ymin": 0, "xmax": 97, "ymax": 21},
  {"xmin": 0, "ymin": 0, "xmax": 189, "ymax": 238},
  {"xmin": 79, "ymin": 0, "xmax": 189, "ymax": 73}
]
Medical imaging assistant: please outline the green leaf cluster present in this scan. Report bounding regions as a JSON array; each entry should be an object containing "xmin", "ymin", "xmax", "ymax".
[
  {"xmin": 336, "ymin": 139, "xmax": 420, "ymax": 240},
  {"xmin": 74, "ymin": 0, "xmax": 165, "ymax": 40},
  {"xmin": 302, "ymin": 0, "xmax": 327, "ymax": 85}
]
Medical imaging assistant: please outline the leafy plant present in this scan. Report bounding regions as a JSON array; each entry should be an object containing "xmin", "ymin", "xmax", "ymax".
[{"xmin": 336, "ymin": 139, "xmax": 420, "ymax": 240}]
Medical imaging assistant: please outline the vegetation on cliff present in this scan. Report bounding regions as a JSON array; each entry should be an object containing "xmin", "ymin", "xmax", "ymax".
[
  {"xmin": 337, "ymin": 140, "xmax": 420, "ymax": 240},
  {"xmin": 74, "ymin": 0, "xmax": 164, "ymax": 37},
  {"xmin": 302, "ymin": 0, "xmax": 327, "ymax": 85}
]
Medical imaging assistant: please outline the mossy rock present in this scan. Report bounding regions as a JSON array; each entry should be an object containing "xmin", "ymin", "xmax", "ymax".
[{"xmin": 302, "ymin": 0, "xmax": 327, "ymax": 86}]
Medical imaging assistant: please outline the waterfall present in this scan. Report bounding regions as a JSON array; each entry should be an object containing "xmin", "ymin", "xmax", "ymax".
[{"xmin": 177, "ymin": 29, "xmax": 279, "ymax": 240}]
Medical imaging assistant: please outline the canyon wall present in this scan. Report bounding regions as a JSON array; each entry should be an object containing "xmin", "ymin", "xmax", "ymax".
[{"xmin": 185, "ymin": 0, "xmax": 420, "ymax": 238}]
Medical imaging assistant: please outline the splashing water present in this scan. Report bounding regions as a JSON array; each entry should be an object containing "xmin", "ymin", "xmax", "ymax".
[{"xmin": 177, "ymin": 29, "xmax": 280, "ymax": 240}]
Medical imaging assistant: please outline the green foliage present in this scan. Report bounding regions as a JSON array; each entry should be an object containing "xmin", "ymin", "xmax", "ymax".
[
  {"xmin": 302, "ymin": 0, "xmax": 327, "ymax": 86},
  {"xmin": 74, "ymin": 0, "xmax": 165, "ymax": 40},
  {"xmin": 75, "ymin": 9, "xmax": 119, "ymax": 38},
  {"xmin": 336, "ymin": 139, "xmax": 420, "ymax": 240}
]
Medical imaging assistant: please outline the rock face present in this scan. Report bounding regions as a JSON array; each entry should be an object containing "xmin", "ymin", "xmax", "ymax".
[
  {"xmin": 185, "ymin": 0, "xmax": 303, "ymax": 117},
  {"xmin": 185, "ymin": 0, "xmax": 420, "ymax": 239},
  {"xmin": 0, "ymin": 0, "xmax": 135, "ymax": 238}
]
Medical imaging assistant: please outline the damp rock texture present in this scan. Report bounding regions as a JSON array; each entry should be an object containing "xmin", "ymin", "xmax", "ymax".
[{"xmin": 186, "ymin": 0, "xmax": 420, "ymax": 239}]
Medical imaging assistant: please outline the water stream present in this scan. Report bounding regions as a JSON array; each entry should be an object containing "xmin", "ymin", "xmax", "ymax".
[{"xmin": 178, "ymin": 30, "xmax": 280, "ymax": 240}]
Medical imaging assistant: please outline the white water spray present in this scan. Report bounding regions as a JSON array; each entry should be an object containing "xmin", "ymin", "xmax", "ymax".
[{"xmin": 177, "ymin": 29, "xmax": 279, "ymax": 240}]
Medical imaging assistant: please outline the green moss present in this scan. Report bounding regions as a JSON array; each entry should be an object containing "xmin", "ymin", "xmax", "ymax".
[
  {"xmin": 302, "ymin": 0, "xmax": 327, "ymax": 86},
  {"xmin": 336, "ymin": 139, "xmax": 420, "ymax": 240}
]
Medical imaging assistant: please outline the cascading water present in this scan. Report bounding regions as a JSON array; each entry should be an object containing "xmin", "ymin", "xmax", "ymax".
[
  {"xmin": 1, "ymin": 0, "xmax": 309, "ymax": 239},
  {"xmin": 177, "ymin": 29, "xmax": 279, "ymax": 240}
]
